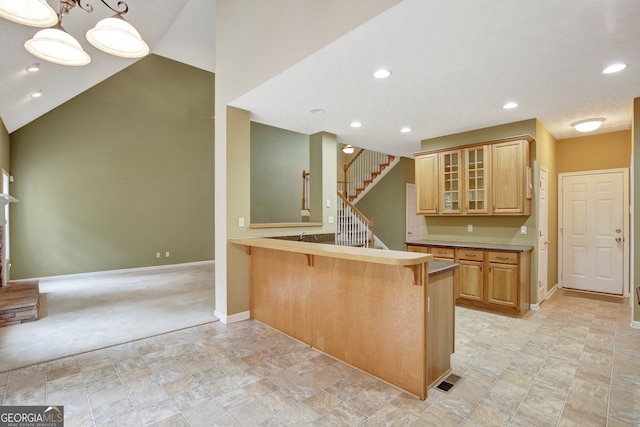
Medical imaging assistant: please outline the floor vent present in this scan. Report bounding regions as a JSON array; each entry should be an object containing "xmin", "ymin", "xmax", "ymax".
[{"xmin": 436, "ymin": 374, "xmax": 461, "ymax": 392}]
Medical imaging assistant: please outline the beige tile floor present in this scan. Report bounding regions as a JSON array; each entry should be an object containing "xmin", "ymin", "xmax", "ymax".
[{"xmin": 1, "ymin": 289, "xmax": 639, "ymax": 426}]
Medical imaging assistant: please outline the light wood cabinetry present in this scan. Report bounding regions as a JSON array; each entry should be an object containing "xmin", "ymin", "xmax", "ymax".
[
  {"xmin": 456, "ymin": 249, "xmax": 484, "ymax": 301},
  {"xmin": 440, "ymin": 150, "xmax": 462, "ymax": 214},
  {"xmin": 407, "ymin": 243, "xmax": 531, "ymax": 317},
  {"xmin": 414, "ymin": 136, "xmax": 531, "ymax": 216},
  {"xmin": 415, "ymin": 153, "xmax": 439, "ymax": 215},
  {"xmin": 464, "ymin": 145, "xmax": 489, "ymax": 214},
  {"xmin": 491, "ymin": 139, "xmax": 531, "ymax": 215}
]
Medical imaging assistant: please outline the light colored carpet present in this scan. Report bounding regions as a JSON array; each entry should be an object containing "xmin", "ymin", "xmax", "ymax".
[{"xmin": 0, "ymin": 262, "xmax": 216, "ymax": 372}]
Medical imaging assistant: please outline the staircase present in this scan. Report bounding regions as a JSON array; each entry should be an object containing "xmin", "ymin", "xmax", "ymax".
[
  {"xmin": 340, "ymin": 149, "xmax": 398, "ymax": 204},
  {"xmin": 336, "ymin": 148, "xmax": 398, "ymax": 248}
]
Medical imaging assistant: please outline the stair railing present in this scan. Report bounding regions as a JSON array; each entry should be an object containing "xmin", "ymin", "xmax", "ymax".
[
  {"xmin": 336, "ymin": 192, "xmax": 375, "ymax": 248},
  {"xmin": 343, "ymin": 148, "xmax": 394, "ymax": 201}
]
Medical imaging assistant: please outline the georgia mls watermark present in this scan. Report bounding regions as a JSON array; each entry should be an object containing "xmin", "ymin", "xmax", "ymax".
[{"xmin": 0, "ymin": 406, "xmax": 63, "ymax": 427}]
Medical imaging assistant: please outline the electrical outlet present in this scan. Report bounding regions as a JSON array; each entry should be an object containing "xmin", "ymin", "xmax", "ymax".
[
  {"xmin": 521, "ymin": 226, "xmax": 527, "ymax": 235},
  {"xmin": 156, "ymin": 252, "xmax": 160, "ymax": 258},
  {"xmin": 326, "ymin": 198, "xmax": 331, "ymax": 208},
  {"xmin": 328, "ymin": 216, "xmax": 334, "ymax": 224},
  {"xmin": 165, "ymin": 251, "xmax": 170, "ymax": 257},
  {"xmin": 238, "ymin": 217, "xmax": 245, "ymax": 227},
  {"xmin": 467, "ymin": 224, "xmax": 473, "ymax": 232}
]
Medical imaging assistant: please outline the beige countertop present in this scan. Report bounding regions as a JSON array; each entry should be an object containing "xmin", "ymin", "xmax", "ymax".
[
  {"xmin": 406, "ymin": 239, "xmax": 533, "ymax": 252},
  {"xmin": 230, "ymin": 237, "xmax": 432, "ymax": 266}
]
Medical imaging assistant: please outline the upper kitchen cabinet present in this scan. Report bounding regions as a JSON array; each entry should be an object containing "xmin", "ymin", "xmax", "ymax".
[
  {"xmin": 491, "ymin": 138, "xmax": 531, "ymax": 215},
  {"xmin": 414, "ymin": 135, "xmax": 532, "ymax": 216},
  {"xmin": 415, "ymin": 153, "xmax": 439, "ymax": 215}
]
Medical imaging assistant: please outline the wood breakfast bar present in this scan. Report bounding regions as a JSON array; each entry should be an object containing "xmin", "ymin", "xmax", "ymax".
[{"xmin": 230, "ymin": 237, "xmax": 457, "ymax": 400}]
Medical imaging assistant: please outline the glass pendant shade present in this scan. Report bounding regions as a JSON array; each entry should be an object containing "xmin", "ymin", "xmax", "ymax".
[
  {"xmin": 86, "ymin": 15, "xmax": 149, "ymax": 58},
  {"xmin": 0, "ymin": 0, "xmax": 57, "ymax": 27},
  {"xmin": 25, "ymin": 27, "xmax": 91, "ymax": 66}
]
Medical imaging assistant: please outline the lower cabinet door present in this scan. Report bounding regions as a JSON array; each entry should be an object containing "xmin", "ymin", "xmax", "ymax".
[
  {"xmin": 456, "ymin": 260, "xmax": 483, "ymax": 301},
  {"xmin": 487, "ymin": 263, "xmax": 518, "ymax": 307}
]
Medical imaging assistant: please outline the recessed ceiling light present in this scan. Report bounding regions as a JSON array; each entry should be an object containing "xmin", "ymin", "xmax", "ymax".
[
  {"xmin": 350, "ymin": 121, "xmax": 362, "ymax": 128},
  {"xmin": 502, "ymin": 102, "xmax": 518, "ymax": 109},
  {"xmin": 400, "ymin": 127, "xmax": 412, "ymax": 133},
  {"xmin": 373, "ymin": 69, "xmax": 391, "ymax": 79},
  {"xmin": 571, "ymin": 118, "xmax": 605, "ymax": 132},
  {"xmin": 27, "ymin": 63, "xmax": 40, "ymax": 72},
  {"xmin": 310, "ymin": 108, "xmax": 325, "ymax": 114},
  {"xmin": 30, "ymin": 90, "xmax": 42, "ymax": 98},
  {"xmin": 602, "ymin": 63, "xmax": 627, "ymax": 74}
]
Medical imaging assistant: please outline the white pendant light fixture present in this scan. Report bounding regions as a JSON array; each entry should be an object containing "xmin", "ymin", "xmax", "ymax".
[
  {"xmin": 25, "ymin": 25, "xmax": 91, "ymax": 66},
  {"xmin": 571, "ymin": 118, "xmax": 605, "ymax": 132},
  {"xmin": 86, "ymin": 15, "xmax": 149, "ymax": 58},
  {"xmin": 1, "ymin": 0, "xmax": 148, "ymax": 66},
  {"xmin": 0, "ymin": 0, "xmax": 57, "ymax": 27}
]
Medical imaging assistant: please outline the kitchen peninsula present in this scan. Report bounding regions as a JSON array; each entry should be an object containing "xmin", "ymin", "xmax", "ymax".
[{"xmin": 230, "ymin": 237, "xmax": 457, "ymax": 400}]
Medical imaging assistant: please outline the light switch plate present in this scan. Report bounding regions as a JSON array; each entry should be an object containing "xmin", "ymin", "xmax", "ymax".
[
  {"xmin": 239, "ymin": 217, "xmax": 245, "ymax": 227},
  {"xmin": 521, "ymin": 226, "xmax": 527, "ymax": 234},
  {"xmin": 467, "ymin": 224, "xmax": 473, "ymax": 232},
  {"xmin": 326, "ymin": 199, "xmax": 331, "ymax": 208},
  {"xmin": 328, "ymin": 216, "xmax": 334, "ymax": 224}
]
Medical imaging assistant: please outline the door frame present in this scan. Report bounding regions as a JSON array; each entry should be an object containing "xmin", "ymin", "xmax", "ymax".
[
  {"xmin": 558, "ymin": 168, "xmax": 630, "ymax": 297},
  {"xmin": 537, "ymin": 164, "xmax": 548, "ymax": 304},
  {"xmin": 405, "ymin": 183, "xmax": 422, "ymax": 241}
]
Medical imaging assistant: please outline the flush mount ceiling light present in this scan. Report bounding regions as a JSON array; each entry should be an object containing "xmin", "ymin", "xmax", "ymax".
[
  {"xmin": 342, "ymin": 144, "xmax": 354, "ymax": 154},
  {"xmin": 400, "ymin": 127, "xmax": 412, "ymax": 133},
  {"xmin": 1, "ymin": 0, "xmax": 148, "ymax": 66},
  {"xmin": 602, "ymin": 63, "xmax": 627, "ymax": 74},
  {"xmin": 27, "ymin": 62, "xmax": 40, "ymax": 72},
  {"xmin": 350, "ymin": 121, "xmax": 362, "ymax": 128},
  {"xmin": 502, "ymin": 102, "xmax": 518, "ymax": 109},
  {"xmin": 571, "ymin": 118, "xmax": 605, "ymax": 132},
  {"xmin": 310, "ymin": 108, "xmax": 325, "ymax": 114},
  {"xmin": 30, "ymin": 90, "xmax": 42, "ymax": 98},
  {"xmin": 373, "ymin": 69, "xmax": 391, "ymax": 79}
]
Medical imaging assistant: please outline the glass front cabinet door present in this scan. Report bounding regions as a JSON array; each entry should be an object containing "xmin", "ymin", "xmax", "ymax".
[
  {"xmin": 439, "ymin": 150, "xmax": 461, "ymax": 214},
  {"xmin": 465, "ymin": 146, "xmax": 489, "ymax": 214}
]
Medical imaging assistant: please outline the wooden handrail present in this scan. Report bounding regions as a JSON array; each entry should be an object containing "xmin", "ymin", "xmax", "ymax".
[
  {"xmin": 301, "ymin": 170, "xmax": 310, "ymax": 210},
  {"xmin": 337, "ymin": 192, "xmax": 375, "ymax": 248},
  {"xmin": 343, "ymin": 148, "xmax": 365, "ymax": 173}
]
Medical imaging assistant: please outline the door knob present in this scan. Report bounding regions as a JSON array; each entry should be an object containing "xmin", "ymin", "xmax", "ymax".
[{"xmin": 615, "ymin": 237, "xmax": 622, "ymax": 242}]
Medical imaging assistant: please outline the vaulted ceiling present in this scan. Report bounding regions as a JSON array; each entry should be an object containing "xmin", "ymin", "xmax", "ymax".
[{"xmin": 2, "ymin": 0, "xmax": 639, "ymax": 158}]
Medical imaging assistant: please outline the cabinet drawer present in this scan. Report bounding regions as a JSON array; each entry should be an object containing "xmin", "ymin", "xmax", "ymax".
[
  {"xmin": 487, "ymin": 251, "xmax": 518, "ymax": 264},
  {"xmin": 407, "ymin": 245, "xmax": 429, "ymax": 254},
  {"xmin": 456, "ymin": 249, "xmax": 483, "ymax": 261},
  {"xmin": 430, "ymin": 247, "xmax": 454, "ymax": 259}
]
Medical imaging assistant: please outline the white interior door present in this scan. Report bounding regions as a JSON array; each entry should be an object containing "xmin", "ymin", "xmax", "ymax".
[
  {"xmin": 538, "ymin": 165, "xmax": 548, "ymax": 303},
  {"xmin": 560, "ymin": 170, "xmax": 626, "ymax": 295},
  {"xmin": 406, "ymin": 183, "xmax": 422, "ymax": 241}
]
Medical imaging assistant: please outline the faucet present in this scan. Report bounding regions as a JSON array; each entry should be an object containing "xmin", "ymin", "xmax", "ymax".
[{"xmin": 298, "ymin": 232, "xmax": 306, "ymax": 241}]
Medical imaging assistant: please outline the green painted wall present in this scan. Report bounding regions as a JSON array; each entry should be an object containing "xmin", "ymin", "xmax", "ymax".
[
  {"xmin": 356, "ymin": 157, "xmax": 415, "ymax": 250},
  {"xmin": 250, "ymin": 122, "xmax": 309, "ymax": 223},
  {"xmin": 9, "ymin": 55, "xmax": 215, "ymax": 279},
  {"xmin": 0, "ymin": 119, "xmax": 9, "ymax": 175}
]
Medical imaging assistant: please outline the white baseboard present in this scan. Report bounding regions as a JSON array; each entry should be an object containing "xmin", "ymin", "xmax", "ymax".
[
  {"xmin": 547, "ymin": 283, "xmax": 559, "ymax": 298},
  {"xmin": 214, "ymin": 310, "xmax": 250, "ymax": 324},
  {"xmin": 530, "ymin": 303, "xmax": 539, "ymax": 311},
  {"xmin": 29, "ymin": 260, "xmax": 215, "ymax": 282}
]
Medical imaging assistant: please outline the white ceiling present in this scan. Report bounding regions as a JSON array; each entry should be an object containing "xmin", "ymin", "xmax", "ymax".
[
  {"xmin": 0, "ymin": 0, "xmax": 216, "ymax": 134},
  {"xmin": 231, "ymin": 0, "xmax": 640, "ymax": 157},
  {"xmin": 2, "ymin": 0, "xmax": 640, "ymax": 159}
]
